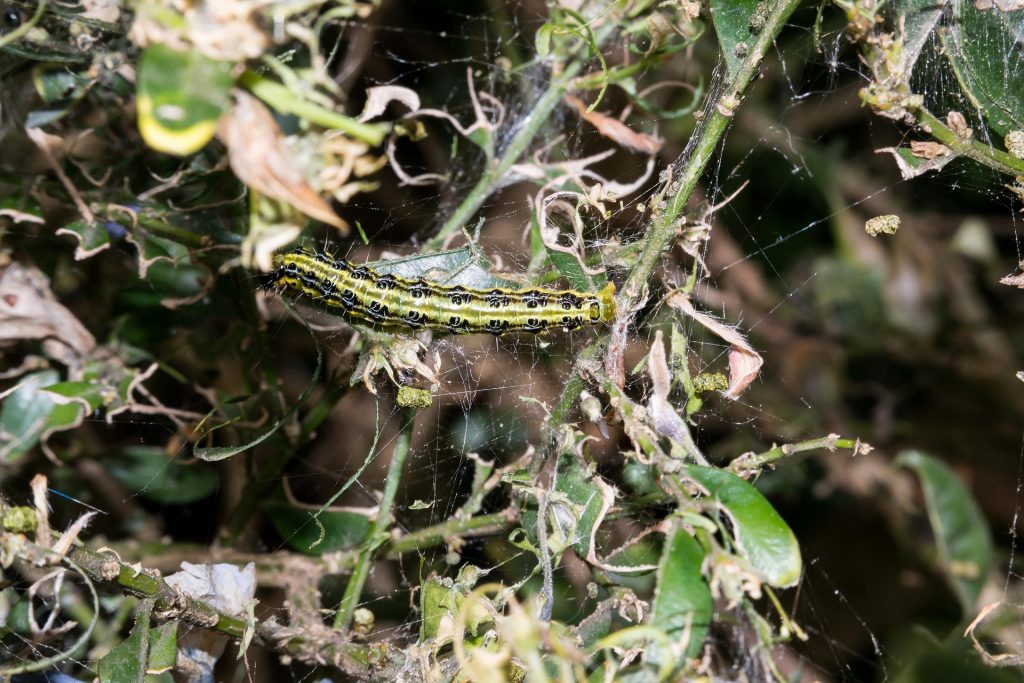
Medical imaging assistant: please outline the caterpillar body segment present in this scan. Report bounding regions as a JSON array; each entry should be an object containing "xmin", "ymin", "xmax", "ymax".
[{"xmin": 263, "ymin": 249, "xmax": 617, "ymax": 335}]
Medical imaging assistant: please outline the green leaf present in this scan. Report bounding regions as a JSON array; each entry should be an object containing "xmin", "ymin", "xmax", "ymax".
[
  {"xmin": 650, "ymin": 523, "xmax": 711, "ymax": 660},
  {"xmin": 684, "ymin": 465, "xmax": 802, "ymax": 587},
  {"xmin": 0, "ymin": 370, "xmax": 85, "ymax": 463},
  {"xmin": 896, "ymin": 450, "xmax": 993, "ymax": 611},
  {"xmin": 419, "ymin": 568, "xmax": 490, "ymax": 643},
  {"xmin": 595, "ymin": 531, "xmax": 663, "ymax": 593},
  {"xmin": 56, "ymin": 219, "xmax": 113, "ymax": 259},
  {"xmin": 107, "ymin": 447, "xmax": 218, "ymax": 504},
  {"xmin": 137, "ymin": 44, "xmax": 234, "ymax": 156},
  {"xmin": 943, "ymin": 5, "xmax": 1024, "ymax": 137},
  {"xmin": 146, "ymin": 620, "xmax": 178, "ymax": 674},
  {"xmin": 264, "ymin": 492, "xmax": 372, "ymax": 554},
  {"xmin": 27, "ymin": 63, "xmax": 91, "ymax": 126},
  {"xmin": 535, "ymin": 24, "xmax": 554, "ymax": 58},
  {"xmin": 98, "ymin": 600, "xmax": 153, "ymax": 683},
  {"xmin": 552, "ymin": 453, "xmax": 613, "ymax": 557},
  {"xmin": 710, "ymin": 0, "xmax": 760, "ymax": 77},
  {"xmin": 546, "ymin": 248, "xmax": 594, "ymax": 292}
]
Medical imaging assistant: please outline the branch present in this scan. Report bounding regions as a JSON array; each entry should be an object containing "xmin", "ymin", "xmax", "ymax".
[{"xmin": 542, "ymin": 0, "xmax": 802, "ymax": 449}]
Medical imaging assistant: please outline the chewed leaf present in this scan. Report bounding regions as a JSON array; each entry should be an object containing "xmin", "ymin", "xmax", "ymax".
[
  {"xmin": 896, "ymin": 450, "xmax": 993, "ymax": 611},
  {"xmin": 0, "ymin": 370, "xmax": 76, "ymax": 463},
  {"xmin": 359, "ymin": 85, "xmax": 421, "ymax": 122},
  {"xmin": 667, "ymin": 293, "xmax": 762, "ymax": 399},
  {"xmin": 684, "ymin": 465, "xmax": 802, "ymax": 588},
  {"xmin": 368, "ymin": 247, "xmax": 520, "ymax": 289},
  {"xmin": 878, "ymin": 146, "xmax": 956, "ymax": 179},
  {"xmin": 566, "ymin": 94, "xmax": 662, "ymax": 154},
  {"xmin": 57, "ymin": 220, "xmax": 113, "ymax": 260},
  {"xmin": 137, "ymin": 44, "xmax": 234, "ymax": 156}
]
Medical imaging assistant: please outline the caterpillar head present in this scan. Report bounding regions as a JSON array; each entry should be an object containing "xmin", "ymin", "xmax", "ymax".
[{"xmin": 599, "ymin": 282, "xmax": 616, "ymax": 322}]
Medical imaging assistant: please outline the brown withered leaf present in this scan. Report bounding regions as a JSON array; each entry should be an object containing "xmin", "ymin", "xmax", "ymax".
[
  {"xmin": 910, "ymin": 140, "xmax": 952, "ymax": 159},
  {"xmin": 0, "ymin": 262, "xmax": 96, "ymax": 369},
  {"xmin": 666, "ymin": 293, "xmax": 763, "ymax": 399},
  {"xmin": 217, "ymin": 92, "xmax": 348, "ymax": 233},
  {"xmin": 565, "ymin": 95, "xmax": 663, "ymax": 154},
  {"xmin": 1000, "ymin": 264, "xmax": 1024, "ymax": 288}
]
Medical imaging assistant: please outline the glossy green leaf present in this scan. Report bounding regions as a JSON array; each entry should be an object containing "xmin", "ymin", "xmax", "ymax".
[
  {"xmin": 137, "ymin": 44, "xmax": 234, "ymax": 155},
  {"xmin": 943, "ymin": 5, "xmax": 1024, "ymax": 137},
  {"xmin": 98, "ymin": 600, "xmax": 152, "ymax": 683},
  {"xmin": 146, "ymin": 620, "xmax": 178, "ymax": 674},
  {"xmin": 684, "ymin": 465, "xmax": 802, "ymax": 587},
  {"xmin": 107, "ymin": 447, "xmax": 218, "ymax": 504},
  {"xmin": 264, "ymin": 493, "xmax": 373, "ymax": 554},
  {"xmin": 650, "ymin": 523, "xmax": 711, "ymax": 659},
  {"xmin": 710, "ymin": 0, "xmax": 760, "ymax": 77},
  {"xmin": 896, "ymin": 450, "xmax": 993, "ymax": 611},
  {"xmin": 0, "ymin": 370, "xmax": 82, "ymax": 462}
]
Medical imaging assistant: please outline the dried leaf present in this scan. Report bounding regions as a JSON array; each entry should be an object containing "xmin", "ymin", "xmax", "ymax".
[
  {"xmin": 217, "ymin": 92, "xmax": 348, "ymax": 233},
  {"xmin": 359, "ymin": 86, "xmax": 421, "ymax": 122},
  {"xmin": 947, "ymin": 111, "xmax": 973, "ymax": 138},
  {"xmin": 878, "ymin": 146, "xmax": 956, "ymax": 179},
  {"xmin": 1000, "ymin": 264, "xmax": 1024, "ymax": 287},
  {"xmin": 667, "ymin": 293, "xmax": 763, "ymax": 399},
  {"xmin": 0, "ymin": 262, "xmax": 96, "ymax": 366},
  {"xmin": 566, "ymin": 95, "xmax": 663, "ymax": 154},
  {"xmin": 909, "ymin": 140, "xmax": 953, "ymax": 159}
]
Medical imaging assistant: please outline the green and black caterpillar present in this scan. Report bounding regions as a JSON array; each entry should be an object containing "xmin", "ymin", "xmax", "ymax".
[{"xmin": 263, "ymin": 248, "xmax": 616, "ymax": 335}]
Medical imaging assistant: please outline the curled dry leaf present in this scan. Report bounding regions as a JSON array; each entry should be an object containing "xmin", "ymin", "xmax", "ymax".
[
  {"xmin": 946, "ymin": 111, "xmax": 973, "ymax": 139},
  {"xmin": 1000, "ymin": 264, "xmax": 1024, "ymax": 287},
  {"xmin": 165, "ymin": 562, "xmax": 257, "ymax": 618},
  {"xmin": 878, "ymin": 146, "xmax": 956, "ymax": 179},
  {"xmin": 909, "ymin": 140, "xmax": 952, "ymax": 159},
  {"xmin": 217, "ymin": 92, "xmax": 348, "ymax": 234},
  {"xmin": 359, "ymin": 85, "xmax": 422, "ymax": 122},
  {"xmin": 0, "ymin": 262, "xmax": 96, "ymax": 368},
  {"xmin": 646, "ymin": 331, "xmax": 700, "ymax": 455},
  {"xmin": 666, "ymin": 293, "xmax": 762, "ymax": 400},
  {"xmin": 565, "ymin": 95, "xmax": 663, "ymax": 154}
]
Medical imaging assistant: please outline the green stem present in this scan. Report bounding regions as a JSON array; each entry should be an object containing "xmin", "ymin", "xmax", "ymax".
[
  {"xmin": 334, "ymin": 408, "xmax": 416, "ymax": 631},
  {"xmin": 731, "ymin": 435, "xmax": 867, "ymax": 473},
  {"xmin": 240, "ymin": 70, "xmax": 389, "ymax": 146},
  {"xmin": 915, "ymin": 106, "xmax": 1024, "ymax": 176},
  {"xmin": 543, "ymin": 0, "xmax": 802, "ymax": 445},
  {"xmin": 135, "ymin": 215, "xmax": 206, "ymax": 248},
  {"xmin": 388, "ymin": 511, "xmax": 512, "ymax": 555},
  {"xmin": 621, "ymin": 0, "xmax": 801, "ymax": 300}
]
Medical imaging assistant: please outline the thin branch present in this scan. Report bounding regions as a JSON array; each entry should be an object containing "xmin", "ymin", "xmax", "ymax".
[{"xmin": 333, "ymin": 408, "xmax": 416, "ymax": 631}]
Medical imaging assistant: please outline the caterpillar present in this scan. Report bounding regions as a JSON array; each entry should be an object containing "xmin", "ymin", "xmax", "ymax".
[{"xmin": 262, "ymin": 248, "xmax": 616, "ymax": 335}]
